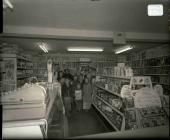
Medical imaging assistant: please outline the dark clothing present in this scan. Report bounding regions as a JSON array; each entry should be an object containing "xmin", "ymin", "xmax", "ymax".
[
  {"xmin": 63, "ymin": 97, "xmax": 72, "ymax": 116},
  {"xmin": 61, "ymin": 83, "xmax": 74, "ymax": 116},
  {"xmin": 83, "ymin": 83, "xmax": 92, "ymax": 110},
  {"xmin": 75, "ymin": 100, "xmax": 83, "ymax": 111},
  {"xmin": 63, "ymin": 73, "xmax": 73, "ymax": 81},
  {"xmin": 62, "ymin": 83, "xmax": 74, "ymax": 98}
]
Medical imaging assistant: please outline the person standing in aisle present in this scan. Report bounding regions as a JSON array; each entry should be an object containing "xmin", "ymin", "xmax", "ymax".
[
  {"xmin": 91, "ymin": 76, "xmax": 96, "ymax": 96},
  {"xmin": 53, "ymin": 71, "xmax": 58, "ymax": 82},
  {"xmin": 74, "ymin": 82, "xmax": 83, "ymax": 112},
  {"xmin": 71, "ymin": 75, "xmax": 79, "ymax": 111},
  {"xmin": 63, "ymin": 69, "xmax": 73, "ymax": 81},
  {"xmin": 78, "ymin": 74, "xmax": 84, "ymax": 89},
  {"xmin": 58, "ymin": 70, "xmax": 64, "ymax": 80},
  {"xmin": 82, "ymin": 77, "xmax": 93, "ymax": 111},
  {"xmin": 62, "ymin": 78, "xmax": 72, "ymax": 117}
]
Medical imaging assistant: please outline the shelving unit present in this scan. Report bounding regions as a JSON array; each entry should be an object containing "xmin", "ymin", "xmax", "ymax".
[
  {"xmin": 0, "ymin": 54, "xmax": 33, "ymax": 92},
  {"xmin": 32, "ymin": 54, "xmax": 117, "ymax": 81},
  {"xmin": 95, "ymin": 95, "xmax": 123, "ymax": 116},
  {"xmin": 126, "ymin": 53, "xmax": 170, "ymax": 95},
  {"xmin": 92, "ymin": 75, "xmax": 129, "ymax": 132},
  {"xmin": 95, "ymin": 85, "xmax": 121, "ymax": 97},
  {"xmin": 92, "ymin": 103, "xmax": 120, "ymax": 131},
  {"xmin": 98, "ymin": 75, "xmax": 130, "ymax": 81}
]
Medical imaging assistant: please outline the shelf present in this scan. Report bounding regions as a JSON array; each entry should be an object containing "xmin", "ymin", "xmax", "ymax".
[
  {"xmin": 95, "ymin": 95, "xmax": 124, "ymax": 116},
  {"xmin": 125, "ymin": 55, "xmax": 170, "ymax": 62},
  {"xmin": 152, "ymin": 82, "xmax": 170, "ymax": 86},
  {"xmin": 143, "ymin": 74, "xmax": 169, "ymax": 76},
  {"xmin": 92, "ymin": 103, "xmax": 119, "ymax": 131},
  {"xmin": 33, "ymin": 68, "xmax": 47, "ymax": 70},
  {"xmin": 132, "ymin": 65, "xmax": 170, "ymax": 69},
  {"xmin": 95, "ymin": 84, "xmax": 121, "ymax": 98},
  {"xmin": 17, "ymin": 56, "xmax": 31, "ymax": 62},
  {"xmin": 98, "ymin": 75, "xmax": 130, "ymax": 81},
  {"xmin": 35, "ymin": 74, "xmax": 47, "ymax": 76},
  {"xmin": 17, "ymin": 67, "xmax": 33, "ymax": 70},
  {"xmin": 17, "ymin": 75, "xmax": 31, "ymax": 79}
]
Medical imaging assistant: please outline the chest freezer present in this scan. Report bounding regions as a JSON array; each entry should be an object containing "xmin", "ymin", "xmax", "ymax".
[{"xmin": 1, "ymin": 83, "xmax": 50, "ymax": 121}]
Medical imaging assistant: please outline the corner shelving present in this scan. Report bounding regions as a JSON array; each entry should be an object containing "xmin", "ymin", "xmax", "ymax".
[{"xmin": 0, "ymin": 54, "xmax": 33, "ymax": 92}]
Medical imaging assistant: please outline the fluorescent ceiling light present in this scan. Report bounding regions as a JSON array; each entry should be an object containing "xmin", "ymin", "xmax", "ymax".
[
  {"xmin": 115, "ymin": 45, "xmax": 133, "ymax": 54},
  {"xmin": 67, "ymin": 47, "xmax": 103, "ymax": 52},
  {"xmin": 37, "ymin": 43, "xmax": 48, "ymax": 53},
  {"xmin": 3, "ymin": 0, "xmax": 13, "ymax": 10},
  {"xmin": 147, "ymin": 4, "xmax": 163, "ymax": 16}
]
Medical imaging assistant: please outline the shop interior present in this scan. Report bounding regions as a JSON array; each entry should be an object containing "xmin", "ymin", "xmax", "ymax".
[{"xmin": 0, "ymin": 0, "xmax": 170, "ymax": 139}]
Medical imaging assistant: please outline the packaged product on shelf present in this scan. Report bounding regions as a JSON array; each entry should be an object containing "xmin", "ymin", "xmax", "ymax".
[
  {"xmin": 105, "ymin": 83, "xmax": 108, "ymax": 90},
  {"xmin": 134, "ymin": 87, "xmax": 162, "ymax": 108},
  {"xmin": 125, "ymin": 110, "xmax": 137, "ymax": 130},
  {"xmin": 162, "ymin": 95, "xmax": 169, "ymax": 107},
  {"xmin": 153, "ymin": 85, "xmax": 163, "ymax": 97},
  {"xmin": 111, "ymin": 99, "xmax": 122, "ymax": 109},
  {"xmin": 120, "ymin": 67, "xmax": 125, "ymax": 77},
  {"xmin": 125, "ymin": 67, "xmax": 133, "ymax": 78},
  {"xmin": 105, "ymin": 106, "xmax": 112, "ymax": 112},
  {"xmin": 117, "ymin": 63, "xmax": 125, "ymax": 68},
  {"xmin": 120, "ymin": 85, "xmax": 132, "ymax": 98}
]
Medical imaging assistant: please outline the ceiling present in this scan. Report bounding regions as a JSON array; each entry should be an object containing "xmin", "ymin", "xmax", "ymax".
[
  {"xmin": 3, "ymin": 0, "xmax": 170, "ymax": 33},
  {"xmin": 1, "ymin": 0, "xmax": 170, "ymax": 53}
]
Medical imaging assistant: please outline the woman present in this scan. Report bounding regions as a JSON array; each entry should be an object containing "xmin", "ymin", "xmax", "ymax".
[
  {"xmin": 82, "ymin": 77, "xmax": 93, "ymax": 111},
  {"xmin": 78, "ymin": 74, "xmax": 84, "ymax": 89},
  {"xmin": 62, "ymin": 78, "xmax": 73, "ymax": 117}
]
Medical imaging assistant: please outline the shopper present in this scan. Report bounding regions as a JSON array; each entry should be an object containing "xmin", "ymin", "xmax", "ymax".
[
  {"xmin": 72, "ymin": 75, "xmax": 79, "ymax": 90},
  {"xmin": 82, "ymin": 77, "xmax": 93, "ymax": 111},
  {"xmin": 58, "ymin": 70, "xmax": 64, "ymax": 80},
  {"xmin": 91, "ymin": 76, "xmax": 96, "ymax": 95},
  {"xmin": 62, "ymin": 78, "xmax": 72, "ymax": 117},
  {"xmin": 58, "ymin": 77, "xmax": 65, "ymax": 86},
  {"xmin": 53, "ymin": 71, "xmax": 58, "ymax": 82},
  {"xmin": 63, "ymin": 69, "xmax": 73, "ymax": 80},
  {"xmin": 75, "ymin": 82, "xmax": 83, "ymax": 112},
  {"xmin": 78, "ymin": 74, "xmax": 84, "ymax": 88}
]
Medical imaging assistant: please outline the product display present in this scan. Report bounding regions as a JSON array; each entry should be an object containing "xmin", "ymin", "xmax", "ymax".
[
  {"xmin": 93, "ymin": 74, "xmax": 128, "ymax": 131},
  {"xmin": 93, "ymin": 96, "xmax": 125, "ymax": 131},
  {"xmin": 96, "ymin": 89, "xmax": 123, "ymax": 110},
  {"xmin": 126, "ymin": 53, "xmax": 170, "ymax": 95},
  {"xmin": 93, "ymin": 74, "xmax": 169, "ymax": 133},
  {"xmin": 95, "ymin": 76, "xmax": 130, "ymax": 96},
  {"xmin": 101, "ymin": 63, "xmax": 133, "ymax": 78},
  {"xmin": 125, "ymin": 109, "xmax": 137, "ymax": 130},
  {"xmin": 0, "ymin": 54, "xmax": 33, "ymax": 93}
]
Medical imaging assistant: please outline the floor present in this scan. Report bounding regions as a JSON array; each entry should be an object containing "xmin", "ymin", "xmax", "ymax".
[
  {"xmin": 68, "ymin": 106, "xmax": 109, "ymax": 137},
  {"xmin": 47, "ymin": 96, "xmax": 65, "ymax": 139},
  {"xmin": 47, "ymin": 98, "xmax": 110, "ymax": 138}
]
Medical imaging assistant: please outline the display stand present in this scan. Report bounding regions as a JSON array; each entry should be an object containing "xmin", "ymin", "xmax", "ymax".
[
  {"xmin": 93, "ymin": 75, "xmax": 169, "ymax": 133},
  {"xmin": 92, "ymin": 75, "xmax": 130, "ymax": 131}
]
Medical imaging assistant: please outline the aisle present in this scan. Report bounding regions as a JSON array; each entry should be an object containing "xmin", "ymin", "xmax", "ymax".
[{"xmin": 68, "ymin": 107, "xmax": 109, "ymax": 137}]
